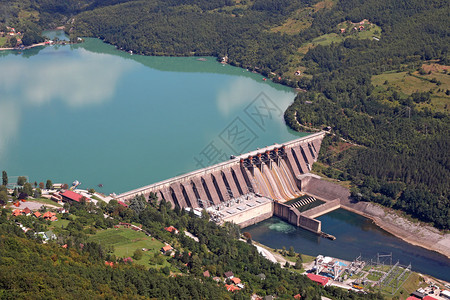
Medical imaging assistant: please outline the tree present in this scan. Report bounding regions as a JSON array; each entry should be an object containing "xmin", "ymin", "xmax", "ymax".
[
  {"xmin": 34, "ymin": 188, "xmax": 42, "ymax": 198},
  {"xmin": 2, "ymin": 171, "xmax": 7, "ymax": 186},
  {"xmin": 288, "ymin": 246, "xmax": 295, "ymax": 257},
  {"xmin": 295, "ymin": 256, "xmax": 303, "ymax": 269},
  {"xmin": 46, "ymin": 179, "xmax": 53, "ymax": 189},
  {"xmin": 23, "ymin": 183, "xmax": 33, "ymax": 197},
  {"xmin": 129, "ymin": 195, "xmax": 146, "ymax": 214},
  {"xmin": 39, "ymin": 182, "xmax": 45, "ymax": 189},
  {"xmin": 17, "ymin": 176, "xmax": 27, "ymax": 186},
  {"xmin": 0, "ymin": 190, "xmax": 8, "ymax": 205},
  {"xmin": 132, "ymin": 249, "xmax": 143, "ymax": 260},
  {"xmin": 88, "ymin": 188, "xmax": 96, "ymax": 194}
]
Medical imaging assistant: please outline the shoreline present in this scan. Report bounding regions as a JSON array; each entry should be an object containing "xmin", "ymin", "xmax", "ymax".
[
  {"xmin": 0, "ymin": 42, "xmax": 46, "ymax": 51},
  {"xmin": 339, "ymin": 200, "xmax": 450, "ymax": 260}
]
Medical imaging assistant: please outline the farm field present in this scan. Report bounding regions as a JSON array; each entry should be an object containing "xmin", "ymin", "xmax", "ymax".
[
  {"xmin": 372, "ymin": 64, "xmax": 450, "ymax": 113},
  {"xmin": 88, "ymin": 227, "xmax": 169, "ymax": 268}
]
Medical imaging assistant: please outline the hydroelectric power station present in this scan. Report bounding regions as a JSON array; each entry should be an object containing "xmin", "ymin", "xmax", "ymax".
[{"xmin": 116, "ymin": 132, "xmax": 341, "ymax": 237}]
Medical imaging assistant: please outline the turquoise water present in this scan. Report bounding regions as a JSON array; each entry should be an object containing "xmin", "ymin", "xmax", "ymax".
[{"xmin": 0, "ymin": 35, "xmax": 302, "ymax": 194}]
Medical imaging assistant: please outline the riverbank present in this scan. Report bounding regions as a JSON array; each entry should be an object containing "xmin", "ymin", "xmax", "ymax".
[
  {"xmin": 0, "ymin": 42, "xmax": 46, "ymax": 51},
  {"xmin": 302, "ymin": 176, "xmax": 450, "ymax": 259},
  {"xmin": 340, "ymin": 199, "xmax": 450, "ymax": 259}
]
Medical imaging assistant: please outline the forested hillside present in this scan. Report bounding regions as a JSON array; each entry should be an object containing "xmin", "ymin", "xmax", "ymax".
[
  {"xmin": 0, "ymin": 199, "xmax": 385, "ymax": 299},
  {"xmin": 284, "ymin": 0, "xmax": 449, "ymax": 229}
]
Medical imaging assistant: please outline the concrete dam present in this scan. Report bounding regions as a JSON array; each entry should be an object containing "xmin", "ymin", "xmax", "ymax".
[
  {"xmin": 116, "ymin": 131, "xmax": 341, "ymax": 235},
  {"xmin": 116, "ymin": 132, "xmax": 325, "ymax": 207}
]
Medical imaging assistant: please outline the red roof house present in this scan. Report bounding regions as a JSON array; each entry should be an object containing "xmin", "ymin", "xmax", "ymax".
[
  {"xmin": 231, "ymin": 277, "xmax": 241, "ymax": 285},
  {"xmin": 424, "ymin": 296, "xmax": 438, "ymax": 300},
  {"xmin": 164, "ymin": 226, "xmax": 179, "ymax": 234},
  {"xmin": 60, "ymin": 190, "xmax": 86, "ymax": 202},
  {"xmin": 307, "ymin": 273, "xmax": 329, "ymax": 286},
  {"xmin": 12, "ymin": 209, "xmax": 21, "ymax": 217},
  {"xmin": 22, "ymin": 207, "xmax": 31, "ymax": 215},
  {"xmin": 34, "ymin": 211, "xmax": 41, "ymax": 218},
  {"xmin": 406, "ymin": 297, "xmax": 420, "ymax": 300},
  {"xmin": 294, "ymin": 294, "xmax": 302, "ymax": 299},
  {"xmin": 161, "ymin": 245, "xmax": 173, "ymax": 254},
  {"xmin": 225, "ymin": 284, "xmax": 240, "ymax": 292},
  {"xmin": 203, "ymin": 270, "xmax": 210, "ymax": 277},
  {"xmin": 42, "ymin": 211, "xmax": 57, "ymax": 221},
  {"xmin": 117, "ymin": 201, "xmax": 128, "ymax": 207}
]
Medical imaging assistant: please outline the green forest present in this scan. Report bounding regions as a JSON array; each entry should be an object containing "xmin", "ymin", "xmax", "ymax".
[
  {"xmin": 0, "ymin": 0, "xmax": 448, "ymax": 296},
  {"xmin": 0, "ymin": 196, "xmax": 385, "ymax": 299}
]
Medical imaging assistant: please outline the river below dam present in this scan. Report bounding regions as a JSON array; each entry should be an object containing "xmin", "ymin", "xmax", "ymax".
[
  {"xmin": 0, "ymin": 31, "xmax": 448, "ymax": 281},
  {"xmin": 246, "ymin": 210, "xmax": 450, "ymax": 281}
]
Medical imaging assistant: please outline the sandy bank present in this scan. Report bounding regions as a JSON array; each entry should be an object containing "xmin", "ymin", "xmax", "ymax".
[
  {"xmin": 0, "ymin": 42, "xmax": 46, "ymax": 51},
  {"xmin": 340, "ymin": 200, "xmax": 450, "ymax": 259},
  {"xmin": 303, "ymin": 176, "xmax": 450, "ymax": 259}
]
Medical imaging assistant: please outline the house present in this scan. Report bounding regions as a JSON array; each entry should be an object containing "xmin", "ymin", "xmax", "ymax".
[
  {"xmin": 224, "ymin": 271, "xmax": 234, "ymax": 279},
  {"xmin": 294, "ymin": 70, "xmax": 301, "ymax": 76},
  {"xmin": 12, "ymin": 209, "xmax": 21, "ymax": 217},
  {"xmin": 117, "ymin": 200, "xmax": 128, "ymax": 208},
  {"xmin": 294, "ymin": 294, "xmax": 302, "ymax": 299},
  {"xmin": 212, "ymin": 277, "xmax": 221, "ymax": 282},
  {"xmin": 34, "ymin": 211, "xmax": 41, "ymax": 218},
  {"xmin": 165, "ymin": 226, "xmax": 179, "ymax": 234},
  {"xmin": 57, "ymin": 207, "xmax": 67, "ymax": 214},
  {"xmin": 225, "ymin": 284, "xmax": 240, "ymax": 292},
  {"xmin": 257, "ymin": 273, "xmax": 266, "ymax": 280},
  {"xmin": 203, "ymin": 270, "xmax": 210, "ymax": 278},
  {"xmin": 340, "ymin": 28, "xmax": 346, "ymax": 33},
  {"xmin": 43, "ymin": 211, "xmax": 58, "ymax": 221},
  {"xmin": 22, "ymin": 207, "xmax": 31, "ymax": 216},
  {"xmin": 161, "ymin": 244, "xmax": 173, "ymax": 254},
  {"xmin": 231, "ymin": 277, "xmax": 241, "ymax": 285},
  {"xmin": 60, "ymin": 190, "xmax": 89, "ymax": 203},
  {"xmin": 307, "ymin": 273, "xmax": 329, "ymax": 286}
]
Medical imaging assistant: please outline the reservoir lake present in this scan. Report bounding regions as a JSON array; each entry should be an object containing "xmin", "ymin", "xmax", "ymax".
[{"xmin": 0, "ymin": 33, "xmax": 448, "ymax": 281}]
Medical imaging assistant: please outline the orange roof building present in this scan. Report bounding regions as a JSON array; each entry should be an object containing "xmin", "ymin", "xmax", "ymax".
[
  {"xmin": 12, "ymin": 209, "xmax": 21, "ymax": 216},
  {"xmin": 34, "ymin": 211, "xmax": 41, "ymax": 218},
  {"xmin": 225, "ymin": 284, "xmax": 240, "ymax": 292},
  {"xmin": 22, "ymin": 207, "xmax": 31, "ymax": 215},
  {"xmin": 231, "ymin": 277, "xmax": 241, "ymax": 285},
  {"xmin": 164, "ymin": 226, "xmax": 179, "ymax": 234},
  {"xmin": 161, "ymin": 245, "xmax": 173, "ymax": 254}
]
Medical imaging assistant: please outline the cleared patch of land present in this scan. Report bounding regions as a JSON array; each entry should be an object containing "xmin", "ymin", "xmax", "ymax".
[
  {"xmin": 88, "ymin": 227, "xmax": 169, "ymax": 268},
  {"xmin": 372, "ymin": 64, "xmax": 450, "ymax": 113}
]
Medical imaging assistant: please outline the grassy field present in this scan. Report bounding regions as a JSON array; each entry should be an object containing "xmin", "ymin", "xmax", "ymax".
[
  {"xmin": 0, "ymin": 36, "xmax": 8, "ymax": 47},
  {"xmin": 372, "ymin": 64, "xmax": 450, "ymax": 113},
  {"xmin": 270, "ymin": 0, "xmax": 334, "ymax": 35},
  {"xmin": 88, "ymin": 227, "xmax": 169, "ymax": 268}
]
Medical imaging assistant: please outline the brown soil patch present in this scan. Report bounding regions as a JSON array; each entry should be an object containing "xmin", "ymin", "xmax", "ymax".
[
  {"xmin": 329, "ymin": 142, "xmax": 353, "ymax": 154},
  {"xmin": 421, "ymin": 63, "xmax": 450, "ymax": 73}
]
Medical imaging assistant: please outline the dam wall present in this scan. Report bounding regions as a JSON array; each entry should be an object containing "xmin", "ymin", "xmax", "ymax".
[
  {"xmin": 273, "ymin": 198, "xmax": 341, "ymax": 234},
  {"xmin": 116, "ymin": 132, "xmax": 326, "ymax": 208}
]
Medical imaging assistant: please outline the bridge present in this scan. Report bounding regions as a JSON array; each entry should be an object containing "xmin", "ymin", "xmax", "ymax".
[{"xmin": 116, "ymin": 131, "xmax": 326, "ymax": 208}]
